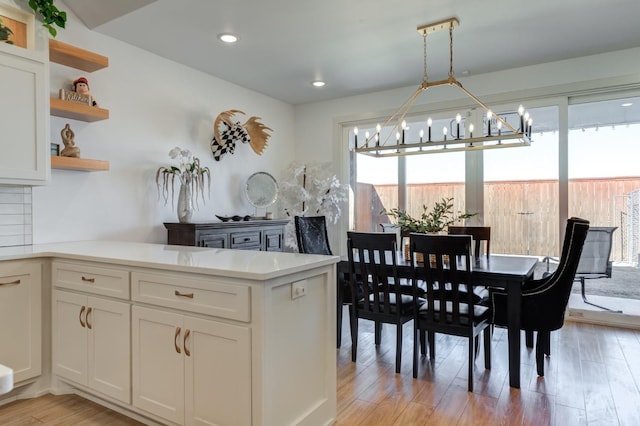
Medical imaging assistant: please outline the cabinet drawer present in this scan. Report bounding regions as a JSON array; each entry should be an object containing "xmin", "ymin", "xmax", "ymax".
[
  {"xmin": 230, "ymin": 231, "xmax": 260, "ymax": 250},
  {"xmin": 52, "ymin": 261, "xmax": 130, "ymax": 300},
  {"xmin": 131, "ymin": 272, "xmax": 250, "ymax": 322}
]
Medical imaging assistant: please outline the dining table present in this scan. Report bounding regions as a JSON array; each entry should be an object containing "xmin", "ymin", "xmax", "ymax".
[{"xmin": 337, "ymin": 253, "xmax": 539, "ymax": 389}]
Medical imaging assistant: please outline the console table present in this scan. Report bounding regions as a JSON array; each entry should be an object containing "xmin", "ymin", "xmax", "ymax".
[{"xmin": 164, "ymin": 220, "xmax": 290, "ymax": 252}]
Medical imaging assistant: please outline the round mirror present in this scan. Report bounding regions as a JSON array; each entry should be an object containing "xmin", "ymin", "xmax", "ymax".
[{"xmin": 245, "ymin": 172, "xmax": 278, "ymax": 209}]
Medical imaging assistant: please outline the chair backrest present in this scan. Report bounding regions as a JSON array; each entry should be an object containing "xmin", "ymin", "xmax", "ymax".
[
  {"xmin": 575, "ymin": 227, "xmax": 617, "ymax": 278},
  {"xmin": 409, "ymin": 233, "xmax": 476, "ymax": 326},
  {"xmin": 448, "ymin": 226, "xmax": 491, "ymax": 257},
  {"xmin": 294, "ymin": 216, "xmax": 332, "ymax": 255},
  {"xmin": 521, "ymin": 217, "xmax": 590, "ymax": 331},
  {"xmin": 347, "ymin": 232, "xmax": 403, "ymax": 315},
  {"xmin": 379, "ymin": 223, "xmax": 402, "ymax": 248}
]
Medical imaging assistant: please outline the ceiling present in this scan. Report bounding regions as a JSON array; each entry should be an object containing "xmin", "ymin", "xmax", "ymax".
[{"xmin": 62, "ymin": 0, "xmax": 640, "ymax": 106}]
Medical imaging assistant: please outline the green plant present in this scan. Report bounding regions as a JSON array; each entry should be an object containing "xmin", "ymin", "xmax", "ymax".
[
  {"xmin": 28, "ymin": 0, "xmax": 67, "ymax": 37},
  {"xmin": 383, "ymin": 197, "xmax": 476, "ymax": 234},
  {"xmin": 0, "ymin": 17, "xmax": 14, "ymax": 44}
]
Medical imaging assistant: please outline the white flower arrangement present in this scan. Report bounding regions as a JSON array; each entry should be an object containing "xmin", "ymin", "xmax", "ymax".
[
  {"xmin": 277, "ymin": 162, "xmax": 348, "ymax": 250},
  {"xmin": 155, "ymin": 147, "xmax": 211, "ymax": 208}
]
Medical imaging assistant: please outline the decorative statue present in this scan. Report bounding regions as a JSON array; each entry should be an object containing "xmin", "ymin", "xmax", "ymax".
[
  {"xmin": 210, "ymin": 109, "xmax": 272, "ymax": 161},
  {"xmin": 73, "ymin": 77, "xmax": 98, "ymax": 106},
  {"xmin": 60, "ymin": 123, "xmax": 80, "ymax": 158}
]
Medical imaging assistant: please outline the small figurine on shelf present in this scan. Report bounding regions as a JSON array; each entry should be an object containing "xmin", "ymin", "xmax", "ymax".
[
  {"xmin": 72, "ymin": 77, "xmax": 98, "ymax": 106},
  {"xmin": 60, "ymin": 123, "xmax": 80, "ymax": 158}
]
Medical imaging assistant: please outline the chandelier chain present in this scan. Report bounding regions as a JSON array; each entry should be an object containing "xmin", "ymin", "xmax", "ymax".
[
  {"xmin": 423, "ymin": 33, "xmax": 428, "ymax": 83},
  {"xmin": 449, "ymin": 26, "xmax": 454, "ymax": 78}
]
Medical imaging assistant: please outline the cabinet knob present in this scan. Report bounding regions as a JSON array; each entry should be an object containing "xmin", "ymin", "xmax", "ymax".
[{"xmin": 0, "ymin": 279, "xmax": 20, "ymax": 287}]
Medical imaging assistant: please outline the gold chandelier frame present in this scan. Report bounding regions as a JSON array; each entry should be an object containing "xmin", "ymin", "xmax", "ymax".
[{"xmin": 354, "ymin": 18, "xmax": 532, "ymax": 157}]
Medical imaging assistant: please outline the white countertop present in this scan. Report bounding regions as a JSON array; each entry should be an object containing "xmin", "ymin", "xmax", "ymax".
[{"xmin": 0, "ymin": 241, "xmax": 339, "ymax": 280}]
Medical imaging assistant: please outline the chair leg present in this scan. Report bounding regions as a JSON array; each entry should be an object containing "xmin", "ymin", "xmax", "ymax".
[
  {"xmin": 428, "ymin": 331, "xmax": 436, "ymax": 360},
  {"xmin": 483, "ymin": 327, "xmax": 491, "ymax": 370},
  {"xmin": 468, "ymin": 335, "xmax": 475, "ymax": 392},
  {"xmin": 581, "ymin": 277, "xmax": 623, "ymax": 313},
  {"xmin": 542, "ymin": 330, "xmax": 551, "ymax": 356},
  {"xmin": 536, "ymin": 331, "xmax": 549, "ymax": 376},
  {"xmin": 337, "ymin": 302, "xmax": 343, "ymax": 348},
  {"xmin": 413, "ymin": 325, "xmax": 419, "ymax": 379},
  {"xmin": 350, "ymin": 313, "xmax": 358, "ymax": 363},
  {"xmin": 375, "ymin": 321, "xmax": 382, "ymax": 345},
  {"xmin": 420, "ymin": 330, "xmax": 426, "ymax": 355},
  {"xmin": 474, "ymin": 335, "xmax": 480, "ymax": 360},
  {"xmin": 525, "ymin": 330, "xmax": 534, "ymax": 349},
  {"xmin": 395, "ymin": 323, "xmax": 403, "ymax": 374}
]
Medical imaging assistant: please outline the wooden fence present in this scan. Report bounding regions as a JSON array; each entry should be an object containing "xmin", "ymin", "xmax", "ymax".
[{"xmin": 356, "ymin": 177, "xmax": 640, "ymax": 260}]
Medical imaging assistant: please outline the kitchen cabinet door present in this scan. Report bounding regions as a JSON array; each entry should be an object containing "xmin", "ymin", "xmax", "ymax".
[
  {"xmin": 132, "ymin": 305, "xmax": 185, "ymax": 425},
  {"xmin": 184, "ymin": 316, "xmax": 251, "ymax": 426},
  {"xmin": 0, "ymin": 261, "xmax": 42, "ymax": 383},
  {"xmin": 53, "ymin": 291, "xmax": 131, "ymax": 403},
  {"xmin": 0, "ymin": 44, "xmax": 48, "ymax": 185}
]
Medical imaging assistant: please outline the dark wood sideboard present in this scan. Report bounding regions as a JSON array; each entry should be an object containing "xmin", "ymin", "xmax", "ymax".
[{"xmin": 164, "ymin": 220, "xmax": 290, "ymax": 252}]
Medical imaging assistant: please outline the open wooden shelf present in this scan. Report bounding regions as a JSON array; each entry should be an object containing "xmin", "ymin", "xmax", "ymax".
[
  {"xmin": 50, "ymin": 98, "xmax": 109, "ymax": 122},
  {"xmin": 51, "ymin": 156, "xmax": 109, "ymax": 171},
  {"xmin": 49, "ymin": 39, "xmax": 109, "ymax": 72}
]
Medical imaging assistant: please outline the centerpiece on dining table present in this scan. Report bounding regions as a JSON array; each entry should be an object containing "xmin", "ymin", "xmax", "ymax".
[{"xmin": 383, "ymin": 197, "xmax": 476, "ymax": 259}]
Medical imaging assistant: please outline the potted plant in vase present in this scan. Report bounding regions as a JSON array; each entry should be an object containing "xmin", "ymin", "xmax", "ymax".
[
  {"xmin": 155, "ymin": 147, "xmax": 211, "ymax": 223},
  {"xmin": 384, "ymin": 197, "xmax": 476, "ymax": 258},
  {"xmin": 0, "ymin": 18, "xmax": 14, "ymax": 44}
]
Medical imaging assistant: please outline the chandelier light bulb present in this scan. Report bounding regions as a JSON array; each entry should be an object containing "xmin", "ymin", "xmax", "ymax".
[
  {"xmin": 456, "ymin": 113, "xmax": 461, "ymax": 123},
  {"xmin": 487, "ymin": 110, "xmax": 493, "ymax": 119},
  {"xmin": 354, "ymin": 127, "xmax": 358, "ymax": 135},
  {"xmin": 401, "ymin": 120, "xmax": 407, "ymax": 129},
  {"xmin": 427, "ymin": 117, "xmax": 432, "ymax": 126},
  {"xmin": 376, "ymin": 123, "xmax": 381, "ymax": 133},
  {"xmin": 518, "ymin": 105, "xmax": 525, "ymax": 116}
]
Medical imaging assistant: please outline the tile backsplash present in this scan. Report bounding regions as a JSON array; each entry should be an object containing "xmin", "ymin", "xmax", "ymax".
[{"xmin": 0, "ymin": 186, "xmax": 32, "ymax": 247}]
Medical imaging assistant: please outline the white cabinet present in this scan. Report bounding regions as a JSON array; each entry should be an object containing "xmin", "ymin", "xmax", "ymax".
[
  {"xmin": 51, "ymin": 261, "xmax": 131, "ymax": 404},
  {"xmin": 132, "ymin": 305, "xmax": 251, "ymax": 426},
  {"xmin": 0, "ymin": 43, "xmax": 49, "ymax": 185},
  {"xmin": 0, "ymin": 260, "xmax": 42, "ymax": 383},
  {"xmin": 52, "ymin": 290, "xmax": 130, "ymax": 403}
]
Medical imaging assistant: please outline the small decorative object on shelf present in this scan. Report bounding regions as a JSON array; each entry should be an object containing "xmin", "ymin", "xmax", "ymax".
[
  {"xmin": 50, "ymin": 143, "xmax": 59, "ymax": 156},
  {"xmin": 211, "ymin": 110, "xmax": 272, "ymax": 161},
  {"xmin": 60, "ymin": 123, "xmax": 80, "ymax": 158},
  {"xmin": 156, "ymin": 147, "xmax": 211, "ymax": 223},
  {"xmin": 58, "ymin": 76, "xmax": 97, "ymax": 106}
]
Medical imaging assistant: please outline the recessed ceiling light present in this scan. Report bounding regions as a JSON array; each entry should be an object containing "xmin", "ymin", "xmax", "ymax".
[
  {"xmin": 621, "ymin": 102, "xmax": 633, "ymax": 107},
  {"xmin": 312, "ymin": 80, "xmax": 326, "ymax": 87},
  {"xmin": 218, "ymin": 33, "xmax": 238, "ymax": 43}
]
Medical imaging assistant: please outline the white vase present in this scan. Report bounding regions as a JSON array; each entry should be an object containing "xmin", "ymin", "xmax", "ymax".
[{"xmin": 177, "ymin": 177, "xmax": 194, "ymax": 223}]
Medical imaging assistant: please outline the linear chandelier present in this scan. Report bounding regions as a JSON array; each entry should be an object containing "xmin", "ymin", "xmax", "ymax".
[{"xmin": 354, "ymin": 18, "xmax": 532, "ymax": 158}]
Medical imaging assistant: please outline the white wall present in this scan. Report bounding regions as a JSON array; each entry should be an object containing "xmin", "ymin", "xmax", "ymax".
[{"xmin": 29, "ymin": 6, "xmax": 295, "ymax": 244}]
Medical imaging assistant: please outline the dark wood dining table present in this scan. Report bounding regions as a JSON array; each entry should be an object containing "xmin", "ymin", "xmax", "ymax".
[{"xmin": 337, "ymin": 253, "xmax": 538, "ymax": 389}]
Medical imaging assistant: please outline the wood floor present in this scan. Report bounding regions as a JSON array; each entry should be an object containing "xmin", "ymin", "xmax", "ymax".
[{"xmin": 2, "ymin": 315, "xmax": 640, "ymax": 425}]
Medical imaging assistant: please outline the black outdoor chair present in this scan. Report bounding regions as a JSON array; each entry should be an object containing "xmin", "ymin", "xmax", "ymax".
[
  {"xmin": 409, "ymin": 233, "xmax": 492, "ymax": 392},
  {"xmin": 574, "ymin": 226, "xmax": 619, "ymax": 312},
  {"xmin": 347, "ymin": 231, "xmax": 415, "ymax": 374},
  {"xmin": 448, "ymin": 226, "xmax": 491, "ymax": 258},
  {"xmin": 490, "ymin": 217, "xmax": 590, "ymax": 376},
  {"xmin": 294, "ymin": 215, "xmax": 353, "ymax": 348}
]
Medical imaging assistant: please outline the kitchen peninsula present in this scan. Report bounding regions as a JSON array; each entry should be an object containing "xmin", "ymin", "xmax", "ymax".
[{"xmin": 0, "ymin": 241, "xmax": 338, "ymax": 426}]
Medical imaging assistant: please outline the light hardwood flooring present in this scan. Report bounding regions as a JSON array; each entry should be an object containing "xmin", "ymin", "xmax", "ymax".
[{"xmin": 2, "ymin": 316, "xmax": 640, "ymax": 425}]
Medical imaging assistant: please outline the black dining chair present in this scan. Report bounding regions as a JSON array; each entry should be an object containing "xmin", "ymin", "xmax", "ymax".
[
  {"xmin": 409, "ymin": 233, "xmax": 492, "ymax": 392},
  {"xmin": 448, "ymin": 226, "xmax": 491, "ymax": 258},
  {"xmin": 347, "ymin": 231, "xmax": 415, "ymax": 374},
  {"xmin": 294, "ymin": 215, "xmax": 352, "ymax": 348},
  {"xmin": 489, "ymin": 217, "xmax": 590, "ymax": 377}
]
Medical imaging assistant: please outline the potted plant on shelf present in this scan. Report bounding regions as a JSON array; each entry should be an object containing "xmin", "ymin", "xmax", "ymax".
[
  {"xmin": 155, "ymin": 147, "xmax": 211, "ymax": 223},
  {"xmin": 384, "ymin": 197, "xmax": 476, "ymax": 257},
  {"xmin": 0, "ymin": 18, "xmax": 14, "ymax": 44},
  {"xmin": 27, "ymin": 0, "xmax": 67, "ymax": 37}
]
